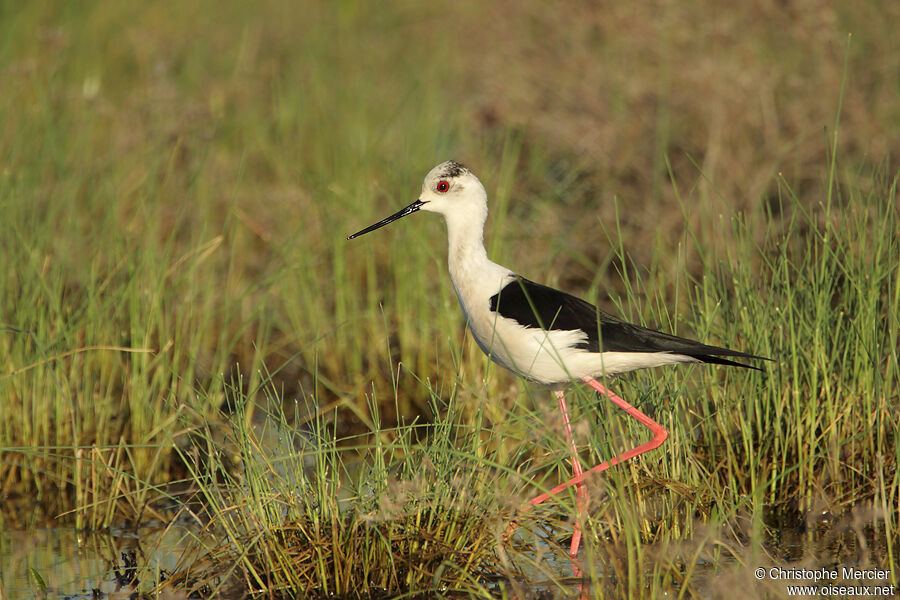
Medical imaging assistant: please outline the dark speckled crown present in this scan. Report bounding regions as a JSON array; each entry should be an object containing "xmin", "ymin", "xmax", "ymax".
[{"xmin": 437, "ymin": 160, "xmax": 468, "ymax": 179}]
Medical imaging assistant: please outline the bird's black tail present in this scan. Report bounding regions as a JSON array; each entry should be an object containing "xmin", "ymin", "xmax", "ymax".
[{"xmin": 689, "ymin": 352, "xmax": 770, "ymax": 371}]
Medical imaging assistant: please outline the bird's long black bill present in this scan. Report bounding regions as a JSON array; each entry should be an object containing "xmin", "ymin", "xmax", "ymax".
[{"xmin": 347, "ymin": 199, "xmax": 425, "ymax": 240}]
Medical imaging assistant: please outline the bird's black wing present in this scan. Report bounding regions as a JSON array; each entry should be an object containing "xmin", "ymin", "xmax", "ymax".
[{"xmin": 489, "ymin": 276, "xmax": 768, "ymax": 369}]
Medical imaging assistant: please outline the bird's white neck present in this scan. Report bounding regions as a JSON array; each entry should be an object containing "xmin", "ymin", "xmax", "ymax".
[
  {"xmin": 444, "ymin": 208, "xmax": 488, "ymax": 274},
  {"xmin": 442, "ymin": 207, "xmax": 511, "ymax": 302},
  {"xmin": 445, "ymin": 210, "xmax": 487, "ymax": 266}
]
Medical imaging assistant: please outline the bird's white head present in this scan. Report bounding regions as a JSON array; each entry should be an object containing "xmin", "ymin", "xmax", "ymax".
[
  {"xmin": 418, "ymin": 160, "xmax": 487, "ymax": 217},
  {"xmin": 347, "ymin": 160, "xmax": 488, "ymax": 240}
]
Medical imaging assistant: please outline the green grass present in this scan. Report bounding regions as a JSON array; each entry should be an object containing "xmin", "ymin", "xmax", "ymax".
[
  {"xmin": 1, "ymin": 1, "xmax": 898, "ymax": 598},
  {"xmin": 170, "ymin": 385, "xmax": 527, "ymax": 598}
]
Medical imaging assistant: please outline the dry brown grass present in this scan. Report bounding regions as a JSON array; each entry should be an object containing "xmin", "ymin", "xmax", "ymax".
[{"xmin": 451, "ymin": 0, "xmax": 899, "ymax": 280}]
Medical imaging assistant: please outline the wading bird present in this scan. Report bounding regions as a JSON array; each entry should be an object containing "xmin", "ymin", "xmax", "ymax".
[{"xmin": 348, "ymin": 161, "xmax": 766, "ymax": 558}]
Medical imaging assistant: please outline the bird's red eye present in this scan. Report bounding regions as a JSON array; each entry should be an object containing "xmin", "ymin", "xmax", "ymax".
[{"xmin": 436, "ymin": 180, "xmax": 450, "ymax": 193}]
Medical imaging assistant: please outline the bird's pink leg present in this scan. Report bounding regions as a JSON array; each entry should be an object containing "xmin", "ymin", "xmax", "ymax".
[
  {"xmin": 553, "ymin": 389, "xmax": 589, "ymax": 559},
  {"xmin": 518, "ymin": 376, "xmax": 669, "ymax": 556}
]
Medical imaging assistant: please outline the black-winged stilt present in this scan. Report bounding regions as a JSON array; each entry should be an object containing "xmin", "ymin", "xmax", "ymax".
[{"xmin": 348, "ymin": 160, "xmax": 766, "ymax": 558}]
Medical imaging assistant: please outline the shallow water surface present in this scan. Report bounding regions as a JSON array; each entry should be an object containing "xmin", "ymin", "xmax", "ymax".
[
  {"xmin": 1, "ymin": 512, "xmax": 893, "ymax": 599},
  {"xmin": 0, "ymin": 524, "xmax": 195, "ymax": 599}
]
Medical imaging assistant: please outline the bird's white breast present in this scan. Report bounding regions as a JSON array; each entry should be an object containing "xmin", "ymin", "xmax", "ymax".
[{"xmin": 448, "ymin": 258, "xmax": 590, "ymax": 384}]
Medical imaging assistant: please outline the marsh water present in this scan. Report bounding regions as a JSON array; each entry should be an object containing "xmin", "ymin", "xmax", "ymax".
[
  {"xmin": 1, "ymin": 514, "xmax": 893, "ymax": 599},
  {"xmin": 0, "ymin": 524, "xmax": 195, "ymax": 599}
]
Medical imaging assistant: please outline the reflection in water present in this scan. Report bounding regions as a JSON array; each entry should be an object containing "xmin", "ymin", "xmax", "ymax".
[
  {"xmin": 2, "ymin": 509, "xmax": 889, "ymax": 599},
  {"xmin": 0, "ymin": 524, "xmax": 196, "ymax": 599}
]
